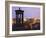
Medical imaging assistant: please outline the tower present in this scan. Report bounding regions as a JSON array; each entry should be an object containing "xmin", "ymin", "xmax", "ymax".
[{"xmin": 15, "ymin": 8, "xmax": 24, "ymax": 26}]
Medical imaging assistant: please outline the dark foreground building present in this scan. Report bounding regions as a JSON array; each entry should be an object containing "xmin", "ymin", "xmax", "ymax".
[{"xmin": 12, "ymin": 8, "xmax": 25, "ymax": 31}]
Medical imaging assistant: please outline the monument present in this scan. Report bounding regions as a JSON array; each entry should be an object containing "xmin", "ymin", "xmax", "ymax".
[{"xmin": 15, "ymin": 8, "xmax": 24, "ymax": 26}]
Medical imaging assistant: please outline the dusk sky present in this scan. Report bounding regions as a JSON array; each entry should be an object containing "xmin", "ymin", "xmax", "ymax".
[{"xmin": 12, "ymin": 7, "xmax": 40, "ymax": 19}]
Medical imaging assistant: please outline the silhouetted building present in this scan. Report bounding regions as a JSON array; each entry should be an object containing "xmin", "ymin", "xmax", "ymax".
[
  {"xmin": 12, "ymin": 8, "xmax": 25, "ymax": 31},
  {"xmin": 15, "ymin": 8, "xmax": 24, "ymax": 25}
]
